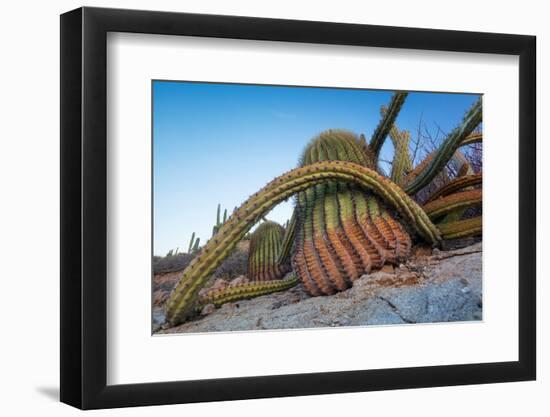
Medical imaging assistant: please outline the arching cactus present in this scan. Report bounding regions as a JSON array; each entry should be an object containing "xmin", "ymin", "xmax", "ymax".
[{"xmin": 247, "ymin": 221, "xmax": 291, "ymax": 281}]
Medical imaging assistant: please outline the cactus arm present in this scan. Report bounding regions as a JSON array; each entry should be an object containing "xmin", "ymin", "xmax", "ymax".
[
  {"xmin": 390, "ymin": 130, "xmax": 412, "ymax": 185},
  {"xmin": 277, "ymin": 209, "xmax": 297, "ymax": 265},
  {"xmin": 369, "ymin": 92, "xmax": 409, "ymax": 159},
  {"xmin": 164, "ymin": 160, "xmax": 441, "ymax": 325},
  {"xmin": 405, "ymin": 98, "xmax": 482, "ymax": 195},
  {"xmin": 380, "ymin": 105, "xmax": 413, "ymax": 185},
  {"xmin": 198, "ymin": 274, "xmax": 299, "ymax": 309},
  {"xmin": 188, "ymin": 232, "xmax": 195, "ymax": 253},
  {"xmin": 461, "ymin": 132, "xmax": 482, "ymax": 146},
  {"xmin": 425, "ymin": 174, "xmax": 482, "ymax": 203},
  {"xmin": 192, "ymin": 237, "xmax": 200, "ymax": 252},
  {"xmin": 437, "ymin": 216, "xmax": 482, "ymax": 239},
  {"xmin": 423, "ymin": 189, "xmax": 482, "ymax": 220}
]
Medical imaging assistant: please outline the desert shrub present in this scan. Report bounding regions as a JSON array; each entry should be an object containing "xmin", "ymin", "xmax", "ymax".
[
  {"xmin": 153, "ymin": 253, "xmax": 194, "ymax": 275},
  {"xmin": 211, "ymin": 249, "xmax": 248, "ymax": 279}
]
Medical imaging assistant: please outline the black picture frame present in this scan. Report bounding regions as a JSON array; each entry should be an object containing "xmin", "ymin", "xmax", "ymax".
[{"xmin": 60, "ymin": 6, "xmax": 536, "ymax": 410}]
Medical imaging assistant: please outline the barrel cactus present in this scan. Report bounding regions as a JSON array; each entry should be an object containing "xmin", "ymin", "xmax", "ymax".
[
  {"xmin": 247, "ymin": 220, "xmax": 291, "ymax": 281},
  {"xmin": 163, "ymin": 93, "xmax": 483, "ymax": 326},
  {"xmin": 293, "ymin": 130, "xmax": 411, "ymax": 295}
]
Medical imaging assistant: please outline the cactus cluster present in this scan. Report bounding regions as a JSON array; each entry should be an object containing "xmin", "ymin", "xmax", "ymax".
[{"xmin": 163, "ymin": 94, "xmax": 483, "ymax": 326}]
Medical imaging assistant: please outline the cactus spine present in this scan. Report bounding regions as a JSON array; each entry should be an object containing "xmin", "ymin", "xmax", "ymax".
[{"xmin": 248, "ymin": 221, "xmax": 291, "ymax": 281}]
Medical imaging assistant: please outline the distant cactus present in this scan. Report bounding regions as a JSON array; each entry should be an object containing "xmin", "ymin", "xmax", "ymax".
[
  {"xmin": 188, "ymin": 232, "xmax": 196, "ymax": 253},
  {"xmin": 164, "ymin": 94, "xmax": 483, "ymax": 326},
  {"xmin": 212, "ymin": 203, "xmax": 229, "ymax": 236},
  {"xmin": 187, "ymin": 232, "xmax": 201, "ymax": 254}
]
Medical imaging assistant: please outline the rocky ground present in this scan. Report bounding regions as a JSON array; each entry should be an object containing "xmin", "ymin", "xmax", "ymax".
[{"xmin": 153, "ymin": 242, "xmax": 482, "ymax": 334}]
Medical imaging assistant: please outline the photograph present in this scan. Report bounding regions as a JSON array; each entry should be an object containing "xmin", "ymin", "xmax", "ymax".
[{"xmin": 151, "ymin": 81, "xmax": 483, "ymax": 334}]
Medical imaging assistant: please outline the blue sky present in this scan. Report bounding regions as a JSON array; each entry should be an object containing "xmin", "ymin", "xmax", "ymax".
[{"xmin": 153, "ymin": 81, "xmax": 480, "ymax": 256}]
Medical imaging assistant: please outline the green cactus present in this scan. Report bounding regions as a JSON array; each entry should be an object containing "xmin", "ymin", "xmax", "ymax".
[
  {"xmin": 369, "ymin": 92, "xmax": 409, "ymax": 158},
  {"xmin": 198, "ymin": 274, "xmax": 299, "ymax": 308},
  {"xmin": 212, "ymin": 203, "xmax": 229, "ymax": 236},
  {"xmin": 187, "ymin": 232, "xmax": 201, "ymax": 254},
  {"xmin": 426, "ymin": 174, "xmax": 482, "ymax": 203},
  {"xmin": 163, "ymin": 93, "xmax": 483, "ymax": 327},
  {"xmin": 293, "ymin": 130, "xmax": 413, "ymax": 295},
  {"xmin": 188, "ymin": 232, "xmax": 196, "ymax": 253},
  {"xmin": 423, "ymin": 189, "xmax": 482, "ymax": 220},
  {"xmin": 277, "ymin": 210, "xmax": 297, "ymax": 266},
  {"xmin": 247, "ymin": 221, "xmax": 291, "ymax": 281},
  {"xmin": 405, "ymin": 98, "xmax": 482, "ymax": 195},
  {"xmin": 380, "ymin": 105, "xmax": 413, "ymax": 185},
  {"xmin": 437, "ymin": 216, "xmax": 482, "ymax": 239}
]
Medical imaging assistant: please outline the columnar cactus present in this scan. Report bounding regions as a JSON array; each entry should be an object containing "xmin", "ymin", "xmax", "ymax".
[
  {"xmin": 212, "ymin": 203, "xmax": 228, "ymax": 236},
  {"xmin": 380, "ymin": 105, "xmax": 413, "ymax": 185},
  {"xmin": 187, "ymin": 232, "xmax": 200, "ymax": 254},
  {"xmin": 405, "ymin": 98, "xmax": 482, "ymax": 195},
  {"xmin": 247, "ymin": 221, "xmax": 291, "ymax": 281},
  {"xmin": 369, "ymin": 92, "xmax": 409, "ymax": 158}
]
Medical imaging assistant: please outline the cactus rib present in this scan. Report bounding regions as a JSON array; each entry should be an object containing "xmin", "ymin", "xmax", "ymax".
[
  {"xmin": 165, "ymin": 160, "xmax": 441, "ymax": 325},
  {"xmin": 369, "ymin": 92, "xmax": 409, "ymax": 158},
  {"xmin": 405, "ymin": 98, "xmax": 482, "ymax": 195}
]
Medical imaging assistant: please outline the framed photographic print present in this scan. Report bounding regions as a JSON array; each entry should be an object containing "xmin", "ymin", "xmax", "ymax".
[{"xmin": 60, "ymin": 6, "xmax": 536, "ymax": 410}]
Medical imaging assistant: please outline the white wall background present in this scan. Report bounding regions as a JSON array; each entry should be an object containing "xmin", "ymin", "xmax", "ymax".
[{"xmin": 0, "ymin": 0, "xmax": 545, "ymax": 415}]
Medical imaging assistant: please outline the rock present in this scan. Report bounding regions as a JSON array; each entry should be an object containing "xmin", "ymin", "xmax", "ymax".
[
  {"xmin": 157, "ymin": 243, "xmax": 483, "ymax": 334},
  {"xmin": 380, "ymin": 264, "xmax": 395, "ymax": 273},
  {"xmin": 201, "ymin": 304, "xmax": 216, "ymax": 316},
  {"xmin": 413, "ymin": 244, "xmax": 433, "ymax": 257},
  {"xmin": 228, "ymin": 276, "xmax": 249, "ymax": 287},
  {"xmin": 152, "ymin": 307, "xmax": 166, "ymax": 332}
]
